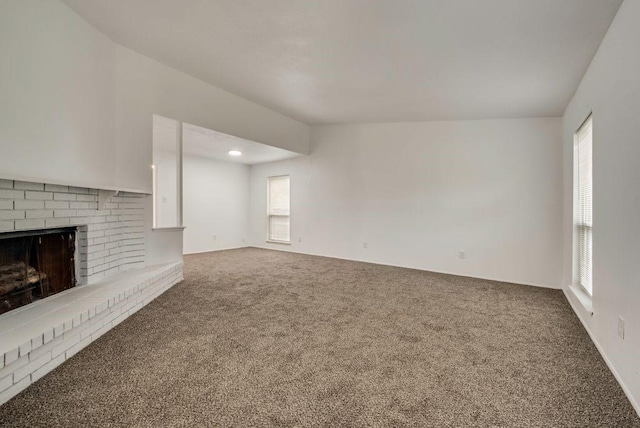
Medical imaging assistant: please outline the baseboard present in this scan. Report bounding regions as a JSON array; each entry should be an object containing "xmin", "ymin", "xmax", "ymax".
[
  {"xmin": 563, "ymin": 288, "xmax": 640, "ymax": 418},
  {"xmin": 184, "ymin": 245, "xmax": 250, "ymax": 255},
  {"xmin": 248, "ymin": 245, "xmax": 560, "ymax": 290}
]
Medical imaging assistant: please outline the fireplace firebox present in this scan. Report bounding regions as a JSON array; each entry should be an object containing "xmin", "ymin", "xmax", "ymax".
[{"xmin": 0, "ymin": 228, "xmax": 77, "ymax": 315}]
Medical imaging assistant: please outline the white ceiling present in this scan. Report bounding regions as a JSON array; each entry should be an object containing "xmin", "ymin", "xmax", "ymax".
[
  {"xmin": 153, "ymin": 115, "xmax": 301, "ymax": 165},
  {"xmin": 63, "ymin": 0, "xmax": 622, "ymax": 124}
]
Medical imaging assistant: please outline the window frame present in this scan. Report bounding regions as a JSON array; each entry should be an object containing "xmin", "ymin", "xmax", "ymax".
[
  {"xmin": 574, "ymin": 114, "xmax": 593, "ymax": 297},
  {"xmin": 266, "ymin": 175, "xmax": 291, "ymax": 244}
]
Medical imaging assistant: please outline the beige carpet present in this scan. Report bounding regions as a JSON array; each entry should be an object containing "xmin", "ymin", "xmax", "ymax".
[{"xmin": 0, "ymin": 248, "xmax": 638, "ymax": 427}]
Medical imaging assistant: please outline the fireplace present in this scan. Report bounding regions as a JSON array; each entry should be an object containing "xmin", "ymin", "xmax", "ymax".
[{"xmin": 0, "ymin": 227, "xmax": 77, "ymax": 314}]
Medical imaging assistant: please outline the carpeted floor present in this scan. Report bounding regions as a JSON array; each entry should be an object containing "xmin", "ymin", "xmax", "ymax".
[{"xmin": 0, "ymin": 248, "xmax": 638, "ymax": 427}]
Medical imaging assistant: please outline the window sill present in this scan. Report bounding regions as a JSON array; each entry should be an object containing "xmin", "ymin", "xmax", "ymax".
[
  {"xmin": 266, "ymin": 240, "xmax": 291, "ymax": 246},
  {"xmin": 568, "ymin": 284, "xmax": 594, "ymax": 315},
  {"xmin": 152, "ymin": 227, "xmax": 186, "ymax": 232}
]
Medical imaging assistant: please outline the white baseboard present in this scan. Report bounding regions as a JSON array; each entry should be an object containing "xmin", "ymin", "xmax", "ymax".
[
  {"xmin": 248, "ymin": 245, "xmax": 560, "ymax": 290},
  {"xmin": 184, "ymin": 245, "xmax": 249, "ymax": 256},
  {"xmin": 563, "ymin": 288, "xmax": 640, "ymax": 418}
]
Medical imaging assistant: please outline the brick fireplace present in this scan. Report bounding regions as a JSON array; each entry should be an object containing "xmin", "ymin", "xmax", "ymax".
[{"xmin": 0, "ymin": 178, "xmax": 184, "ymax": 405}]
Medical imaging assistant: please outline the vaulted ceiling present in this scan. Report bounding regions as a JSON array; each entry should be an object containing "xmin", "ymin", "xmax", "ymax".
[{"xmin": 62, "ymin": 0, "xmax": 622, "ymax": 124}]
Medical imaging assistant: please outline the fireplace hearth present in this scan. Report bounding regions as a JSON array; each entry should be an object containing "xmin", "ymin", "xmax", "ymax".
[{"xmin": 0, "ymin": 228, "xmax": 76, "ymax": 314}]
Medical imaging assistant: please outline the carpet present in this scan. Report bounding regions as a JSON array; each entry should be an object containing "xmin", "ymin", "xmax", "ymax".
[{"xmin": 0, "ymin": 248, "xmax": 638, "ymax": 427}]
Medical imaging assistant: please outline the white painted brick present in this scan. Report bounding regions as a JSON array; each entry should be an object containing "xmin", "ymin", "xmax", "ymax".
[
  {"xmin": 14, "ymin": 181, "xmax": 44, "ymax": 191},
  {"xmin": 65, "ymin": 337, "xmax": 91, "ymax": 359},
  {"xmin": 0, "ymin": 200, "xmax": 13, "ymax": 210},
  {"xmin": 69, "ymin": 201, "xmax": 97, "ymax": 209},
  {"xmin": 76, "ymin": 194, "xmax": 97, "ymax": 202},
  {"xmin": 88, "ymin": 189, "xmax": 99, "ymax": 195},
  {"xmin": 76, "ymin": 209, "xmax": 106, "ymax": 217},
  {"xmin": 104, "ymin": 242, "xmax": 118, "ymax": 250},
  {"xmin": 87, "ymin": 249, "xmax": 110, "ymax": 261},
  {"xmin": 54, "ymin": 209, "xmax": 76, "ymax": 217},
  {"xmin": 104, "ymin": 228, "xmax": 122, "ymax": 237},
  {"xmin": 0, "ymin": 210, "xmax": 25, "ymax": 220},
  {"xmin": 71, "ymin": 216, "xmax": 105, "ymax": 225},
  {"xmin": 4, "ymin": 349, "xmax": 18, "ymax": 366},
  {"xmin": 0, "ymin": 189, "xmax": 24, "ymax": 199},
  {"xmin": 86, "ymin": 230, "xmax": 105, "ymax": 239},
  {"xmin": 68, "ymin": 186, "xmax": 89, "ymax": 194},
  {"xmin": 14, "ymin": 200, "xmax": 44, "ymax": 209},
  {"xmin": 72, "ymin": 314, "xmax": 82, "ymax": 328},
  {"xmin": 0, "ymin": 179, "xmax": 13, "ymax": 189},
  {"xmin": 45, "ymin": 184, "xmax": 69, "ymax": 192},
  {"xmin": 19, "ymin": 341, "xmax": 32, "ymax": 357},
  {"xmin": 45, "ymin": 218, "xmax": 70, "ymax": 228},
  {"xmin": 0, "ymin": 221, "xmax": 14, "ymax": 231},
  {"xmin": 0, "ymin": 373, "xmax": 12, "ymax": 392},
  {"xmin": 13, "ymin": 352, "xmax": 51, "ymax": 383},
  {"xmin": 0, "ymin": 354, "xmax": 28, "ymax": 382},
  {"xmin": 0, "ymin": 377, "xmax": 30, "ymax": 406},
  {"xmin": 31, "ymin": 354, "xmax": 65, "ymax": 383},
  {"xmin": 25, "ymin": 191, "xmax": 52, "ymax": 200},
  {"xmin": 53, "ymin": 193, "xmax": 76, "ymax": 201},
  {"xmin": 87, "ymin": 223, "xmax": 109, "ymax": 231},
  {"xmin": 54, "ymin": 323, "xmax": 65, "ymax": 338},
  {"xmin": 43, "ymin": 328, "xmax": 54, "ymax": 344},
  {"xmin": 120, "ymin": 214, "xmax": 144, "ymax": 221},
  {"xmin": 31, "ymin": 334, "xmax": 44, "ymax": 351},
  {"xmin": 51, "ymin": 333, "xmax": 80, "ymax": 358},
  {"xmin": 15, "ymin": 219, "xmax": 45, "ymax": 230},
  {"xmin": 45, "ymin": 200, "xmax": 69, "ymax": 209},
  {"xmin": 26, "ymin": 210, "xmax": 54, "ymax": 219}
]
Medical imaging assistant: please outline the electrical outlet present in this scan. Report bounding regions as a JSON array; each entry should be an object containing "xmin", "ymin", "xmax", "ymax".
[
  {"xmin": 213, "ymin": 235, "xmax": 217, "ymax": 241},
  {"xmin": 241, "ymin": 238, "xmax": 246, "ymax": 243},
  {"xmin": 363, "ymin": 242, "xmax": 368, "ymax": 249},
  {"xmin": 298, "ymin": 237, "xmax": 302, "ymax": 243},
  {"xmin": 459, "ymin": 251, "xmax": 465, "ymax": 259},
  {"xmin": 618, "ymin": 317, "xmax": 625, "ymax": 339}
]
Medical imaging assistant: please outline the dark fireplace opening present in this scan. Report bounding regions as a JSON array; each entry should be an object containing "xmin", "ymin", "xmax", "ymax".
[{"xmin": 0, "ymin": 227, "xmax": 77, "ymax": 315}]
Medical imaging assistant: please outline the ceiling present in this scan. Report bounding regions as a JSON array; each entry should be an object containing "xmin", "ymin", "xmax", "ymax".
[
  {"xmin": 63, "ymin": 0, "xmax": 622, "ymax": 124},
  {"xmin": 153, "ymin": 115, "xmax": 301, "ymax": 165}
]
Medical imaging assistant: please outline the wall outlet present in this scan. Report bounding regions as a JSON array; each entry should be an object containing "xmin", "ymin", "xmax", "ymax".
[
  {"xmin": 213, "ymin": 235, "xmax": 217, "ymax": 241},
  {"xmin": 459, "ymin": 251, "xmax": 465, "ymax": 259},
  {"xmin": 618, "ymin": 317, "xmax": 625, "ymax": 339},
  {"xmin": 363, "ymin": 242, "xmax": 368, "ymax": 249},
  {"xmin": 241, "ymin": 238, "xmax": 245, "ymax": 243},
  {"xmin": 297, "ymin": 237, "xmax": 302, "ymax": 243}
]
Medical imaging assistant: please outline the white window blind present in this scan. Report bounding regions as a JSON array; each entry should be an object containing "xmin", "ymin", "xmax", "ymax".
[
  {"xmin": 268, "ymin": 175, "xmax": 290, "ymax": 242},
  {"xmin": 576, "ymin": 116, "xmax": 593, "ymax": 295}
]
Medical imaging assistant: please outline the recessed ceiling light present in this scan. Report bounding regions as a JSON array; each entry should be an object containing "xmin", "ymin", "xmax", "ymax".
[{"xmin": 228, "ymin": 150, "xmax": 242, "ymax": 156}]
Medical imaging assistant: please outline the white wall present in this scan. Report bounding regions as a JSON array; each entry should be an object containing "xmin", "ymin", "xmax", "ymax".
[
  {"xmin": 0, "ymin": 0, "xmax": 117, "ymax": 190},
  {"xmin": 0, "ymin": 0, "xmax": 310, "ymax": 194},
  {"xmin": 250, "ymin": 118, "xmax": 563, "ymax": 288},
  {"xmin": 562, "ymin": 0, "xmax": 640, "ymax": 413},
  {"xmin": 183, "ymin": 155, "xmax": 250, "ymax": 254},
  {"xmin": 114, "ymin": 46, "xmax": 310, "ymax": 193},
  {"xmin": 153, "ymin": 148, "xmax": 180, "ymax": 228}
]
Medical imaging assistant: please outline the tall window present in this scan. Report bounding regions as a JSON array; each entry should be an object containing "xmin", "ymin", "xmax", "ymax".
[
  {"xmin": 575, "ymin": 116, "xmax": 593, "ymax": 295},
  {"xmin": 268, "ymin": 175, "xmax": 290, "ymax": 243}
]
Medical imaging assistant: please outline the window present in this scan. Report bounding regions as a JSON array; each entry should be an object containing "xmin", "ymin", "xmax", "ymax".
[
  {"xmin": 268, "ymin": 175, "xmax": 290, "ymax": 242},
  {"xmin": 575, "ymin": 115, "xmax": 593, "ymax": 295}
]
